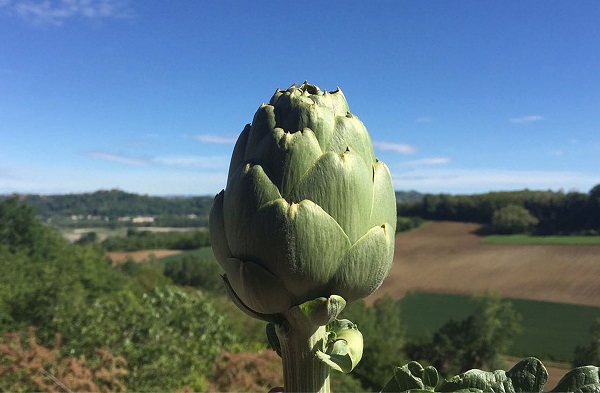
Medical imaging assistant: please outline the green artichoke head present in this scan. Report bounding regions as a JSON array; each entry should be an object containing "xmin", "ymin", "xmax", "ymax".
[{"xmin": 210, "ymin": 82, "xmax": 396, "ymax": 321}]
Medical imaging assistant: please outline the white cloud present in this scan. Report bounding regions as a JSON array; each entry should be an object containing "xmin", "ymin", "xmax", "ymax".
[
  {"xmin": 1, "ymin": 0, "xmax": 132, "ymax": 25},
  {"xmin": 194, "ymin": 134, "xmax": 238, "ymax": 144},
  {"xmin": 415, "ymin": 116, "xmax": 432, "ymax": 123},
  {"xmin": 87, "ymin": 151, "xmax": 147, "ymax": 166},
  {"xmin": 399, "ymin": 157, "xmax": 451, "ymax": 166},
  {"xmin": 373, "ymin": 141, "xmax": 417, "ymax": 155},
  {"xmin": 510, "ymin": 115, "xmax": 544, "ymax": 124}
]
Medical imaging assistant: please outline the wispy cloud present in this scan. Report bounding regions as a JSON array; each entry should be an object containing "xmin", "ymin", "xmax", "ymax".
[
  {"xmin": 0, "ymin": 0, "xmax": 132, "ymax": 26},
  {"xmin": 392, "ymin": 167, "xmax": 597, "ymax": 194},
  {"xmin": 415, "ymin": 116, "xmax": 432, "ymax": 123},
  {"xmin": 373, "ymin": 141, "xmax": 417, "ymax": 155},
  {"xmin": 87, "ymin": 151, "xmax": 147, "ymax": 166},
  {"xmin": 510, "ymin": 115, "xmax": 544, "ymax": 124},
  {"xmin": 152, "ymin": 155, "xmax": 229, "ymax": 168},
  {"xmin": 399, "ymin": 157, "xmax": 451, "ymax": 166},
  {"xmin": 194, "ymin": 134, "xmax": 237, "ymax": 144}
]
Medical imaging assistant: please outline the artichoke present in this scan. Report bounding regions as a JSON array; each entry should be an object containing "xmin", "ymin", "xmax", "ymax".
[{"xmin": 209, "ymin": 82, "xmax": 396, "ymax": 321}]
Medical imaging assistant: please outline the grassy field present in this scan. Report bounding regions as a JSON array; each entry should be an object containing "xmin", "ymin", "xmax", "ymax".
[
  {"xmin": 399, "ymin": 291, "xmax": 600, "ymax": 362},
  {"xmin": 483, "ymin": 234, "xmax": 600, "ymax": 245}
]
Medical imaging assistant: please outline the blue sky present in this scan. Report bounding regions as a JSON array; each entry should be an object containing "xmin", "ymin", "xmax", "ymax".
[{"xmin": 1, "ymin": 1, "xmax": 599, "ymax": 196}]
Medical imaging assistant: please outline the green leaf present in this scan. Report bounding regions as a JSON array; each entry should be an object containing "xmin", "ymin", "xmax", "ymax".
[
  {"xmin": 437, "ymin": 358, "xmax": 548, "ymax": 393},
  {"xmin": 316, "ymin": 318, "xmax": 363, "ymax": 373},
  {"xmin": 266, "ymin": 322, "xmax": 281, "ymax": 357},
  {"xmin": 221, "ymin": 275, "xmax": 284, "ymax": 324},
  {"xmin": 298, "ymin": 295, "xmax": 346, "ymax": 326},
  {"xmin": 221, "ymin": 259, "xmax": 294, "ymax": 315},
  {"xmin": 550, "ymin": 366, "xmax": 600, "ymax": 393},
  {"xmin": 328, "ymin": 223, "xmax": 394, "ymax": 302},
  {"xmin": 381, "ymin": 361, "xmax": 429, "ymax": 392},
  {"xmin": 288, "ymin": 149, "xmax": 373, "ymax": 244},
  {"xmin": 506, "ymin": 357, "xmax": 548, "ymax": 393}
]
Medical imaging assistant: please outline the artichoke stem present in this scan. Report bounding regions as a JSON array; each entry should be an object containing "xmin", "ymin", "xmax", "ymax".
[{"xmin": 275, "ymin": 316, "xmax": 330, "ymax": 393}]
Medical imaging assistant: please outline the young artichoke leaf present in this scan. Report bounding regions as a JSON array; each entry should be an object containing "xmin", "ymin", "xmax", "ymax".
[{"xmin": 316, "ymin": 318, "xmax": 363, "ymax": 373}]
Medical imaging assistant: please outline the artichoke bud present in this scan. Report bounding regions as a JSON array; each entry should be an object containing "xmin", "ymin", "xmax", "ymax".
[{"xmin": 209, "ymin": 82, "xmax": 397, "ymax": 320}]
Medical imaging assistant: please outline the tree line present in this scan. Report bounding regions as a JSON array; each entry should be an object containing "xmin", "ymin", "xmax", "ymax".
[
  {"xmin": 101, "ymin": 228, "xmax": 211, "ymax": 251},
  {"xmin": 2, "ymin": 189, "xmax": 214, "ymax": 227},
  {"xmin": 398, "ymin": 184, "xmax": 600, "ymax": 235}
]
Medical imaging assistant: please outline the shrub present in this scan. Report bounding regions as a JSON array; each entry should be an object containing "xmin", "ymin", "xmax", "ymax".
[{"xmin": 491, "ymin": 204, "xmax": 539, "ymax": 234}]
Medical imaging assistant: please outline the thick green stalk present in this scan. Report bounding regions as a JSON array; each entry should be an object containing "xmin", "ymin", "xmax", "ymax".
[{"xmin": 275, "ymin": 312, "xmax": 330, "ymax": 393}]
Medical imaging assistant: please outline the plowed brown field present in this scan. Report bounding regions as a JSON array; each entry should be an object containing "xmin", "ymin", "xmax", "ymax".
[
  {"xmin": 370, "ymin": 221, "xmax": 600, "ymax": 388},
  {"xmin": 370, "ymin": 221, "xmax": 600, "ymax": 307}
]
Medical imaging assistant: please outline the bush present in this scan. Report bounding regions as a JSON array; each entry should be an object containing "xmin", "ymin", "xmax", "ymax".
[
  {"xmin": 163, "ymin": 255, "xmax": 223, "ymax": 293},
  {"xmin": 0, "ymin": 328, "xmax": 127, "ymax": 392},
  {"xmin": 404, "ymin": 292, "xmax": 522, "ymax": 376},
  {"xmin": 64, "ymin": 286, "xmax": 237, "ymax": 391},
  {"xmin": 491, "ymin": 205, "xmax": 539, "ymax": 234},
  {"xmin": 573, "ymin": 318, "xmax": 600, "ymax": 367},
  {"xmin": 396, "ymin": 216, "xmax": 424, "ymax": 233}
]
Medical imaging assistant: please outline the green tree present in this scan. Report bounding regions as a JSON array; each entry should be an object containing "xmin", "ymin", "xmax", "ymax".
[
  {"xmin": 0, "ymin": 195, "xmax": 52, "ymax": 256},
  {"xmin": 163, "ymin": 255, "xmax": 223, "ymax": 292},
  {"xmin": 491, "ymin": 204, "xmax": 539, "ymax": 234},
  {"xmin": 405, "ymin": 293, "xmax": 522, "ymax": 376},
  {"xmin": 573, "ymin": 318, "xmax": 600, "ymax": 367},
  {"xmin": 342, "ymin": 296, "xmax": 407, "ymax": 391},
  {"xmin": 64, "ymin": 286, "xmax": 237, "ymax": 391}
]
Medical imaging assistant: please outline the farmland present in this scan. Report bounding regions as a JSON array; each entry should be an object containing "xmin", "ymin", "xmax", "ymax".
[{"xmin": 371, "ymin": 221, "xmax": 600, "ymax": 307}]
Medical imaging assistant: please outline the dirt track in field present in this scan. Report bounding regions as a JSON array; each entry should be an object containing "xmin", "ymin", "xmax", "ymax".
[
  {"xmin": 370, "ymin": 222, "xmax": 600, "ymax": 307},
  {"xmin": 107, "ymin": 249, "xmax": 182, "ymax": 265}
]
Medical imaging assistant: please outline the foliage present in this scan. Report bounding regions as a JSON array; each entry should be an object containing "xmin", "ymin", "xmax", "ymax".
[
  {"xmin": 404, "ymin": 292, "xmax": 522, "ymax": 377},
  {"xmin": 396, "ymin": 216, "xmax": 425, "ymax": 233},
  {"xmin": 0, "ymin": 195, "xmax": 56, "ymax": 256},
  {"xmin": 381, "ymin": 358, "xmax": 600, "ymax": 393},
  {"xmin": 397, "ymin": 185, "xmax": 600, "ymax": 235},
  {"xmin": 102, "ymin": 228, "xmax": 210, "ymax": 251},
  {"xmin": 342, "ymin": 296, "xmax": 407, "ymax": 391},
  {"xmin": 163, "ymin": 254, "xmax": 224, "ymax": 292},
  {"xmin": 8, "ymin": 189, "xmax": 214, "ymax": 227},
  {"xmin": 491, "ymin": 204, "xmax": 539, "ymax": 234},
  {"xmin": 0, "ymin": 197, "xmax": 247, "ymax": 391},
  {"xmin": 0, "ymin": 198, "xmax": 126, "ymax": 343},
  {"xmin": 207, "ymin": 350, "xmax": 283, "ymax": 392},
  {"xmin": 64, "ymin": 286, "xmax": 237, "ymax": 391},
  {"xmin": 0, "ymin": 327, "xmax": 127, "ymax": 392},
  {"xmin": 401, "ymin": 292, "xmax": 600, "ymax": 362},
  {"xmin": 573, "ymin": 318, "xmax": 600, "ymax": 367}
]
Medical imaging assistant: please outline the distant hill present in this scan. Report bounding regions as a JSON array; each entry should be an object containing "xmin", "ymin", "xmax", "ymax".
[
  {"xmin": 395, "ymin": 190, "xmax": 424, "ymax": 202},
  {"xmin": 2, "ymin": 189, "xmax": 425, "ymax": 228},
  {"xmin": 1, "ymin": 189, "xmax": 215, "ymax": 228}
]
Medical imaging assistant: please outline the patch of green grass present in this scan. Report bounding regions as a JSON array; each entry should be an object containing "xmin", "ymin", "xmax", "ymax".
[
  {"xmin": 399, "ymin": 291, "xmax": 600, "ymax": 362},
  {"xmin": 482, "ymin": 234, "xmax": 600, "ymax": 245}
]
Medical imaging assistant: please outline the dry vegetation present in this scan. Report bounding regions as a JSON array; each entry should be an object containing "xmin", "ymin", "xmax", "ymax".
[
  {"xmin": 107, "ymin": 249, "xmax": 183, "ymax": 264},
  {"xmin": 371, "ymin": 221, "xmax": 600, "ymax": 307}
]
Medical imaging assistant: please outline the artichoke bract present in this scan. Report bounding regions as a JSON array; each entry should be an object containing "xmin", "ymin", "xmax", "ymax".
[{"xmin": 210, "ymin": 82, "xmax": 396, "ymax": 321}]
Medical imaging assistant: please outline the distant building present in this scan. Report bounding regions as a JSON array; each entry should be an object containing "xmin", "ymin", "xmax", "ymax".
[{"xmin": 132, "ymin": 216, "xmax": 155, "ymax": 224}]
